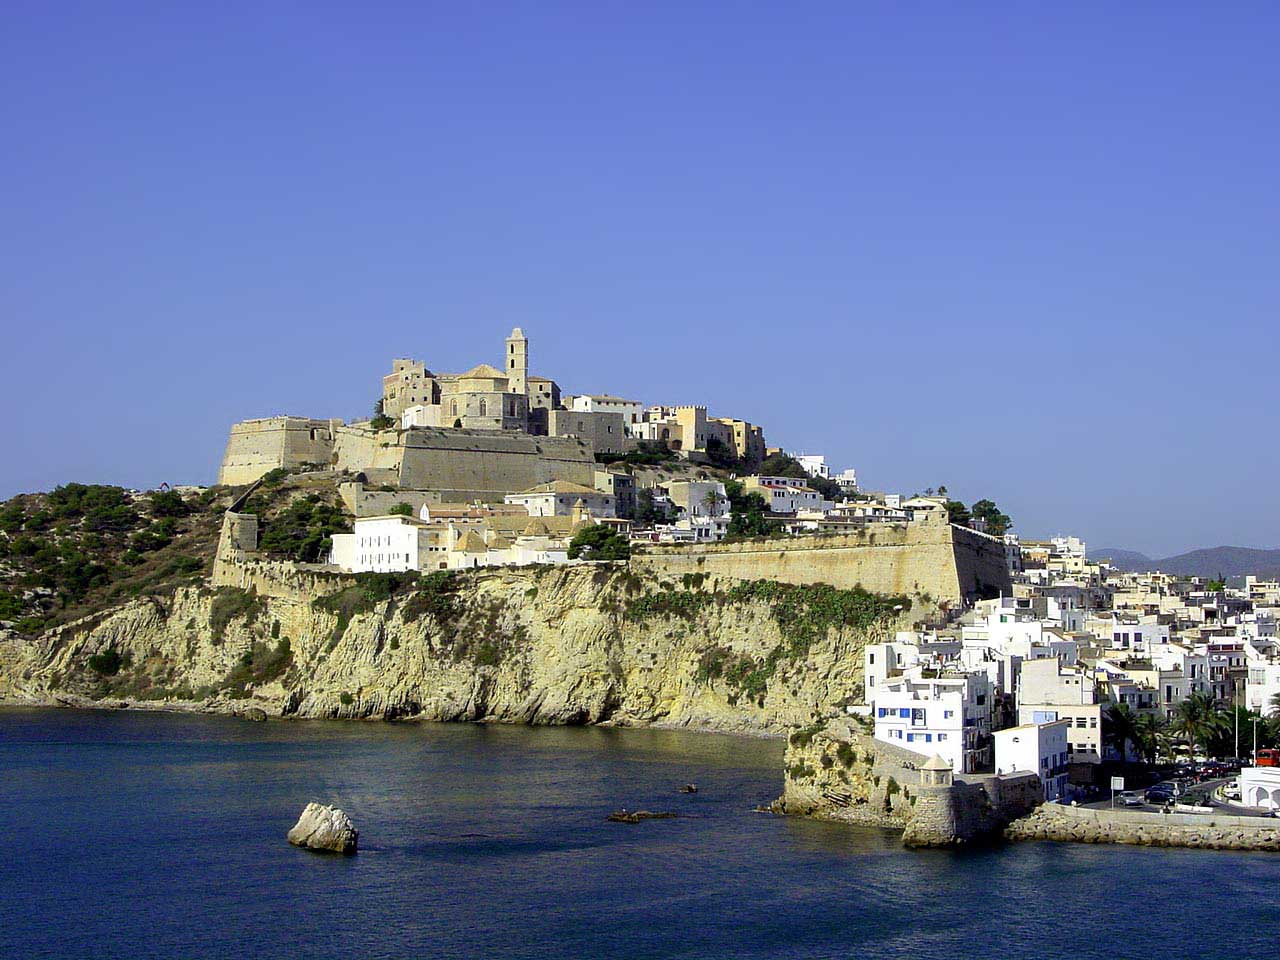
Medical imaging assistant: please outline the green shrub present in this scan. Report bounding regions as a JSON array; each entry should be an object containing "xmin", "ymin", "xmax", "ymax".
[
  {"xmin": 388, "ymin": 503, "xmax": 414, "ymax": 517},
  {"xmin": 789, "ymin": 723, "xmax": 824, "ymax": 749},
  {"xmin": 835, "ymin": 743, "xmax": 856, "ymax": 768},
  {"xmin": 400, "ymin": 571, "xmax": 459, "ymax": 624},
  {"xmin": 339, "ymin": 691, "xmax": 354, "ymax": 705},
  {"xmin": 210, "ymin": 587, "xmax": 264, "ymax": 643},
  {"xmin": 787, "ymin": 763, "xmax": 816, "ymax": 780},
  {"xmin": 88, "ymin": 648, "xmax": 123, "ymax": 676},
  {"xmin": 148, "ymin": 489, "xmax": 191, "ymax": 518},
  {"xmin": 567, "ymin": 524, "xmax": 630, "ymax": 560},
  {"xmin": 257, "ymin": 495, "xmax": 351, "ymax": 563},
  {"xmin": 220, "ymin": 639, "xmax": 293, "ymax": 698},
  {"xmin": 0, "ymin": 591, "xmax": 24, "ymax": 620}
]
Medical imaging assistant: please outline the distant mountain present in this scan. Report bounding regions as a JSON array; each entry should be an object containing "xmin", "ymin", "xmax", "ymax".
[
  {"xmin": 1091, "ymin": 545, "xmax": 1280, "ymax": 579},
  {"xmin": 1091, "ymin": 548, "xmax": 1152, "ymax": 570}
]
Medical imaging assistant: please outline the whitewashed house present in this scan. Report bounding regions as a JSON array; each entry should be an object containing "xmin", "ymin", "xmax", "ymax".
[{"xmin": 994, "ymin": 721, "xmax": 1070, "ymax": 801}]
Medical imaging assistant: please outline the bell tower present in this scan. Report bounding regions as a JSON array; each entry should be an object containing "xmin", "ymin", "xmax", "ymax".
[{"xmin": 505, "ymin": 327, "xmax": 528, "ymax": 396}]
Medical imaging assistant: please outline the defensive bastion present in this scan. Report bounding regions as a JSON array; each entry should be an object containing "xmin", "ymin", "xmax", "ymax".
[
  {"xmin": 632, "ymin": 512, "xmax": 1011, "ymax": 606},
  {"xmin": 218, "ymin": 416, "xmax": 596, "ymax": 498}
]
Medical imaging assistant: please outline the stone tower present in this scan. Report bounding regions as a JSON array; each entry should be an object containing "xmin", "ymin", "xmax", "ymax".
[{"xmin": 505, "ymin": 327, "xmax": 528, "ymax": 397}]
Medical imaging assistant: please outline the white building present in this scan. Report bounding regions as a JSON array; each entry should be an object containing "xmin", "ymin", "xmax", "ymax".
[
  {"xmin": 1109, "ymin": 617, "xmax": 1171, "ymax": 655},
  {"xmin": 1016, "ymin": 657, "xmax": 1102, "ymax": 763},
  {"xmin": 872, "ymin": 671, "xmax": 993, "ymax": 773},
  {"xmin": 329, "ymin": 516, "xmax": 432, "ymax": 573},
  {"xmin": 570, "ymin": 394, "xmax": 644, "ymax": 427},
  {"xmin": 1239, "ymin": 766, "xmax": 1280, "ymax": 811},
  {"xmin": 1245, "ymin": 659, "xmax": 1280, "ymax": 714},
  {"xmin": 400, "ymin": 404, "xmax": 442, "ymax": 428},
  {"xmin": 834, "ymin": 467, "xmax": 859, "ymax": 493},
  {"xmin": 744, "ymin": 476, "xmax": 822, "ymax": 515},
  {"xmin": 793, "ymin": 454, "xmax": 831, "ymax": 479},
  {"xmin": 504, "ymin": 481, "xmax": 616, "ymax": 518},
  {"xmin": 994, "ymin": 721, "xmax": 1070, "ymax": 801}
]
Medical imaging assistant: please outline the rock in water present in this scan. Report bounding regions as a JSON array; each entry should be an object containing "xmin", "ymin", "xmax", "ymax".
[{"xmin": 287, "ymin": 803, "xmax": 358, "ymax": 854}]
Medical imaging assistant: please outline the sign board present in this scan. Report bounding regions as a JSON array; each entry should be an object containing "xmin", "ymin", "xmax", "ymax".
[{"xmin": 1110, "ymin": 776, "xmax": 1125, "ymax": 791}]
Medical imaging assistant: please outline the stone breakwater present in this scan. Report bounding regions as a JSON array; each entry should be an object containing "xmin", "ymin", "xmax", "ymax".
[{"xmin": 1005, "ymin": 804, "xmax": 1280, "ymax": 851}]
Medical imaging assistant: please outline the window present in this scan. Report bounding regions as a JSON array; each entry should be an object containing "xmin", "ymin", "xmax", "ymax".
[
  {"xmin": 937, "ymin": 734, "xmax": 947, "ymax": 741},
  {"xmin": 479, "ymin": 399, "xmax": 487, "ymax": 417},
  {"xmin": 943, "ymin": 710, "xmax": 954, "ymax": 719}
]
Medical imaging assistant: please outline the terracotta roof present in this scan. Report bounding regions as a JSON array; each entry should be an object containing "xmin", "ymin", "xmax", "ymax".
[
  {"xmin": 456, "ymin": 529, "xmax": 488, "ymax": 553},
  {"xmin": 458, "ymin": 363, "xmax": 507, "ymax": 380},
  {"xmin": 512, "ymin": 480, "xmax": 601, "ymax": 496}
]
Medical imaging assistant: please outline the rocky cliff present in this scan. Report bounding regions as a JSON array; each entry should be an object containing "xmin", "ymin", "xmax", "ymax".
[{"xmin": 0, "ymin": 564, "xmax": 913, "ymax": 735}]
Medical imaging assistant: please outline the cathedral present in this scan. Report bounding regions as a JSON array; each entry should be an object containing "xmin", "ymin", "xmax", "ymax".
[{"xmin": 381, "ymin": 328, "xmax": 562, "ymax": 434}]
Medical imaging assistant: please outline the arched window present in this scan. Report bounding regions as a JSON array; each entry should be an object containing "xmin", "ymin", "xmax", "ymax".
[
  {"xmin": 451, "ymin": 400, "xmax": 458, "ymax": 417},
  {"xmin": 661, "ymin": 428, "xmax": 670, "ymax": 441},
  {"xmin": 479, "ymin": 399, "xmax": 487, "ymax": 417},
  {"xmin": 509, "ymin": 401, "xmax": 516, "ymax": 417}
]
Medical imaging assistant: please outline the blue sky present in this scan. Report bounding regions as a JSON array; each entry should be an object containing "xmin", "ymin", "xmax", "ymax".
[{"xmin": 2, "ymin": 3, "xmax": 1277, "ymax": 556}]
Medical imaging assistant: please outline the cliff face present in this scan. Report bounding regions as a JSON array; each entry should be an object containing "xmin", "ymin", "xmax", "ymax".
[{"xmin": 0, "ymin": 565, "xmax": 910, "ymax": 735}]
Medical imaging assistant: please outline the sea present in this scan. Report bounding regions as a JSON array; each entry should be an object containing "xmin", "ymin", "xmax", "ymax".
[{"xmin": 1, "ymin": 707, "xmax": 1276, "ymax": 959}]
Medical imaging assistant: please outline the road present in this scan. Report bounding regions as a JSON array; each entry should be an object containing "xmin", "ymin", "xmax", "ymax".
[{"xmin": 1078, "ymin": 777, "xmax": 1276, "ymax": 818}]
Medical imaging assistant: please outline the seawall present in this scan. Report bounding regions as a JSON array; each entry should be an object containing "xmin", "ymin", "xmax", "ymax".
[{"xmin": 1005, "ymin": 803, "xmax": 1280, "ymax": 851}]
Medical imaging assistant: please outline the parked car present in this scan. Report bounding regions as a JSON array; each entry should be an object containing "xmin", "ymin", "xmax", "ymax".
[
  {"xmin": 1119, "ymin": 791, "xmax": 1145, "ymax": 807},
  {"xmin": 1145, "ymin": 782, "xmax": 1181, "ymax": 803}
]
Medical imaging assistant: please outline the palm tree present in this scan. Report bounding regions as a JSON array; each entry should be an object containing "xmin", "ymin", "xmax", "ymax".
[
  {"xmin": 1169, "ymin": 692, "xmax": 1222, "ymax": 758},
  {"xmin": 702, "ymin": 490, "xmax": 728, "ymax": 517},
  {"xmin": 1134, "ymin": 713, "xmax": 1165, "ymax": 765},
  {"xmin": 1270, "ymin": 692, "xmax": 1280, "ymax": 719},
  {"xmin": 1104, "ymin": 703, "xmax": 1140, "ymax": 760}
]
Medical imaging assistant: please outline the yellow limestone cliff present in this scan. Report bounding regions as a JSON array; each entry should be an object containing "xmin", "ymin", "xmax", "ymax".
[{"xmin": 0, "ymin": 564, "xmax": 911, "ymax": 734}]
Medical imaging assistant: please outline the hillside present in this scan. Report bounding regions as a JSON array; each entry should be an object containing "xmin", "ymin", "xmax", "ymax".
[
  {"xmin": 1092, "ymin": 545, "xmax": 1280, "ymax": 578},
  {"xmin": 0, "ymin": 473, "xmax": 351, "ymax": 636}
]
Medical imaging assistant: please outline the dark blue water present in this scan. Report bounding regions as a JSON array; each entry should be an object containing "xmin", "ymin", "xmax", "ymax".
[{"xmin": 1, "ymin": 708, "xmax": 1275, "ymax": 959}]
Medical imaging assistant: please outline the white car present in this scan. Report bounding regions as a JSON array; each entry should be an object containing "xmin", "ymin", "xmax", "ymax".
[{"xmin": 1119, "ymin": 792, "xmax": 1145, "ymax": 807}]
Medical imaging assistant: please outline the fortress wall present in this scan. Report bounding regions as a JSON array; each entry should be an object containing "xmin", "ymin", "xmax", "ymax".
[
  {"xmin": 395, "ymin": 429, "xmax": 596, "ymax": 498},
  {"xmin": 633, "ymin": 521, "xmax": 958, "ymax": 601},
  {"xmin": 952, "ymin": 526, "xmax": 1015, "ymax": 601},
  {"xmin": 217, "ymin": 418, "xmax": 338, "ymax": 486},
  {"xmin": 632, "ymin": 520, "xmax": 1010, "ymax": 604}
]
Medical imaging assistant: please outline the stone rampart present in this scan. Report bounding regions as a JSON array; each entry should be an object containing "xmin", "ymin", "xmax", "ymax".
[
  {"xmin": 211, "ymin": 557, "xmax": 355, "ymax": 603},
  {"xmin": 217, "ymin": 417, "xmax": 341, "ymax": 486},
  {"xmin": 633, "ymin": 520, "xmax": 1010, "ymax": 604},
  {"xmin": 1005, "ymin": 803, "xmax": 1280, "ymax": 851},
  {"xmin": 903, "ymin": 773, "xmax": 1041, "ymax": 848},
  {"xmin": 395, "ymin": 428, "xmax": 596, "ymax": 498},
  {"xmin": 218, "ymin": 418, "xmax": 598, "ymax": 496}
]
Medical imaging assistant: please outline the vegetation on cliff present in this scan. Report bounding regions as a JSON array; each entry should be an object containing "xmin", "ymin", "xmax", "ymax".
[
  {"xmin": 0, "ymin": 484, "xmax": 224, "ymax": 634},
  {"xmin": 629, "ymin": 576, "xmax": 908, "ymax": 705}
]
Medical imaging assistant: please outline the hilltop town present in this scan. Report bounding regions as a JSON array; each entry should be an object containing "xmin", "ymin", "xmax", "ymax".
[{"xmin": 2, "ymin": 328, "xmax": 1280, "ymax": 849}]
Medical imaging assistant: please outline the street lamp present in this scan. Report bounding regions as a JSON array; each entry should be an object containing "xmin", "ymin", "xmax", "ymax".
[{"xmin": 1251, "ymin": 717, "xmax": 1261, "ymax": 767}]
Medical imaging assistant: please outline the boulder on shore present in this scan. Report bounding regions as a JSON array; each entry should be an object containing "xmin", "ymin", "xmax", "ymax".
[{"xmin": 287, "ymin": 803, "xmax": 358, "ymax": 854}]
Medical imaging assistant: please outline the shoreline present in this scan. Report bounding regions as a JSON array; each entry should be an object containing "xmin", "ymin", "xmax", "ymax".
[{"xmin": 0, "ymin": 692, "xmax": 788, "ymax": 739}]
